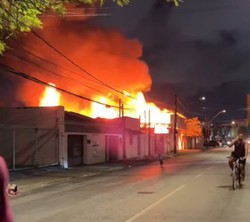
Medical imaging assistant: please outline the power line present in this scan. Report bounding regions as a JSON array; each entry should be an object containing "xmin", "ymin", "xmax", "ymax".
[
  {"xmin": 0, "ymin": 63, "xmax": 135, "ymax": 111},
  {"xmin": 1, "ymin": 1, "xmax": 137, "ymax": 101},
  {"xmin": 20, "ymin": 46, "xmax": 126, "ymax": 94},
  {"xmin": 41, "ymin": 6, "xmax": 112, "ymax": 18},
  {"xmin": 1, "ymin": 1, "xmax": 177, "ymax": 114},
  {"xmin": 177, "ymin": 97, "xmax": 199, "ymax": 118},
  {"xmin": 5, "ymin": 50, "xmax": 110, "ymax": 95},
  {"xmin": 31, "ymin": 31, "xmax": 137, "ymax": 101}
]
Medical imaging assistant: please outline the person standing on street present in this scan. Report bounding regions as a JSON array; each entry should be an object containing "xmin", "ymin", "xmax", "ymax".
[
  {"xmin": 228, "ymin": 134, "xmax": 248, "ymax": 184},
  {"xmin": 156, "ymin": 137, "xmax": 165, "ymax": 167},
  {"xmin": 0, "ymin": 155, "xmax": 14, "ymax": 222}
]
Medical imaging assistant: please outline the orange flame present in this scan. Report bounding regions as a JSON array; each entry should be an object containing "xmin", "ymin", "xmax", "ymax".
[
  {"xmin": 91, "ymin": 96, "xmax": 118, "ymax": 119},
  {"xmin": 39, "ymin": 83, "xmax": 61, "ymax": 107},
  {"xmin": 38, "ymin": 85, "xmax": 173, "ymax": 134}
]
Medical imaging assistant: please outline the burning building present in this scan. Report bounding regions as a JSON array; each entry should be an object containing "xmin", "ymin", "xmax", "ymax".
[{"xmin": 0, "ymin": 15, "xmax": 187, "ymax": 169}]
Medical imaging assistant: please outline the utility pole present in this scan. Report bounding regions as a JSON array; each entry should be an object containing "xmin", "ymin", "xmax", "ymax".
[
  {"xmin": 148, "ymin": 110, "xmax": 151, "ymax": 157},
  {"xmin": 119, "ymin": 100, "xmax": 126, "ymax": 160},
  {"xmin": 118, "ymin": 99, "xmax": 124, "ymax": 117},
  {"xmin": 173, "ymin": 95, "xmax": 177, "ymax": 154}
]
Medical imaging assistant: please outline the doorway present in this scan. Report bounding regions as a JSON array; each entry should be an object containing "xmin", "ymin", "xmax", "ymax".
[
  {"xmin": 68, "ymin": 135, "xmax": 85, "ymax": 167},
  {"xmin": 105, "ymin": 135, "xmax": 119, "ymax": 161}
]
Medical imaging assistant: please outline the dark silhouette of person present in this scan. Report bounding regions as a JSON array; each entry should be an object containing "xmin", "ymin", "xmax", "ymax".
[{"xmin": 0, "ymin": 156, "xmax": 14, "ymax": 222}]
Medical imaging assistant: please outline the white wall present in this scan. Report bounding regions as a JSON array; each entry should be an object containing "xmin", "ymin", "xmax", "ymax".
[
  {"xmin": 85, "ymin": 133, "xmax": 106, "ymax": 164},
  {"xmin": 125, "ymin": 132, "xmax": 139, "ymax": 159},
  {"xmin": 0, "ymin": 107, "xmax": 64, "ymax": 169},
  {"xmin": 138, "ymin": 134, "xmax": 155, "ymax": 158}
]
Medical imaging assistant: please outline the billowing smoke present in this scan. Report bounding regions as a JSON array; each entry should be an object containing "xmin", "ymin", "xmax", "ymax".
[
  {"xmin": 123, "ymin": 0, "xmax": 250, "ymax": 120},
  {"xmin": 0, "ymin": 70, "xmax": 24, "ymax": 107},
  {"xmin": 1, "ymin": 15, "xmax": 152, "ymax": 110}
]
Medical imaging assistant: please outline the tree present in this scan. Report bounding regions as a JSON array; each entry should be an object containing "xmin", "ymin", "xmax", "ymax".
[
  {"xmin": 185, "ymin": 117, "xmax": 202, "ymax": 149},
  {"xmin": 185, "ymin": 117, "xmax": 202, "ymax": 138},
  {"xmin": 0, "ymin": 0, "xmax": 130, "ymax": 54}
]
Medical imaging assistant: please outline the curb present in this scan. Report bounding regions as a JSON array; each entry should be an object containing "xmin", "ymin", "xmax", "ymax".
[{"xmin": 8, "ymin": 149, "xmax": 204, "ymax": 196}]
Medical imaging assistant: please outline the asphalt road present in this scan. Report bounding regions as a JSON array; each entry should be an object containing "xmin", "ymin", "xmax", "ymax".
[{"xmin": 9, "ymin": 148, "xmax": 250, "ymax": 222}]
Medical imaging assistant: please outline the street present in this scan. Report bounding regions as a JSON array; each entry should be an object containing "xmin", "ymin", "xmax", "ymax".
[{"xmin": 10, "ymin": 148, "xmax": 250, "ymax": 222}]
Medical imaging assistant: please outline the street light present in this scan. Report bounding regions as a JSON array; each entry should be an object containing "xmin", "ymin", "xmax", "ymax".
[
  {"xmin": 199, "ymin": 96, "xmax": 206, "ymax": 101},
  {"xmin": 204, "ymin": 109, "xmax": 226, "ymax": 147},
  {"xmin": 208, "ymin": 109, "xmax": 226, "ymax": 124}
]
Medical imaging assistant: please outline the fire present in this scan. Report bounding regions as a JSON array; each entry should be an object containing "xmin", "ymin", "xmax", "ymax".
[
  {"xmin": 38, "ymin": 85, "xmax": 172, "ymax": 134},
  {"xmin": 124, "ymin": 92, "xmax": 171, "ymax": 133},
  {"xmin": 39, "ymin": 83, "xmax": 61, "ymax": 107},
  {"xmin": 91, "ymin": 96, "xmax": 118, "ymax": 119},
  {"xmin": 92, "ymin": 91, "xmax": 172, "ymax": 131},
  {"xmin": 38, "ymin": 84, "xmax": 187, "ymax": 149}
]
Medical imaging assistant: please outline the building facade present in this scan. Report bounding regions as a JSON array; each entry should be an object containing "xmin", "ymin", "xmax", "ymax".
[{"xmin": 0, "ymin": 106, "xmax": 187, "ymax": 169}]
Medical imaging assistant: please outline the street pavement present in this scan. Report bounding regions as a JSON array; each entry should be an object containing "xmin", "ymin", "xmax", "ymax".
[
  {"xmin": 10, "ymin": 146, "xmax": 242, "ymax": 222},
  {"xmin": 8, "ymin": 148, "xmax": 208, "ymax": 197}
]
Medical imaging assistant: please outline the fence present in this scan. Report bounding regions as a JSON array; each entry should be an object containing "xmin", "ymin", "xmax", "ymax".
[{"xmin": 0, "ymin": 124, "xmax": 60, "ymax": 170}]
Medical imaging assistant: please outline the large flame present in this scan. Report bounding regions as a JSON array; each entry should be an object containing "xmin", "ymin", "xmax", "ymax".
[
  {"xmin": 5, "ymin": 17, "xmax": 182, "ymax": 136},
  {"xmin": 91, "ymin": 96, "xmax": 118, "ymax": 119},
  {"xmin": 39, "ymin": 83, "xmax": 61, "ymax": 107},
  {"xmin": 38, "ymin": 85, "xmax": 172, "ymax": 134},
  {"xmin": 39, "ymin": 82, "xmax": 187, "ymax": 147}
]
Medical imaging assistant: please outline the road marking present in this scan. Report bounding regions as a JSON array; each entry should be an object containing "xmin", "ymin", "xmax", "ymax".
[
  {"xmin": 125, "ymin": 185, "xmax": 185, "ymax": 222},
  {"xmin": 196, "ymin": 173, "xmax": 204, "ymax": 178},
  {"xmin": 195, "ymin": 166, "xmax": 213, "ymax": 178},
  {"xmin": 104, "ymin": 181, "xmax": 124, "ymax": 187}
]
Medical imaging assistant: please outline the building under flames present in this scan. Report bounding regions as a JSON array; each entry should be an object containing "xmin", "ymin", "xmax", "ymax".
[{"xmin": 0, "ymin": 106, "xmax": 187, "ymax": 169}]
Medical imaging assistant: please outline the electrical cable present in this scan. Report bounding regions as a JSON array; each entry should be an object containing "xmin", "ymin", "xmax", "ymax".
[
  {"xmin": 0, "ymin": 62, "xmax": 136, "ymax": 111},
  {"xmin": 5, "ymin": 52, "xmax": 109, "ymax": 95},
  {"xmin": 11, "ymin": 43, "xmax": 126, "ymax": 95},
  {"xmin": 1, "ymin": 0, "xmax": 137, "ymax": 101},
  {"xmin": 1, "ymin": 1, "xmax": 181, "ymax": 114}
]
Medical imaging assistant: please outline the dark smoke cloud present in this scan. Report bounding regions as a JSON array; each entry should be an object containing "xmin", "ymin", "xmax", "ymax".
[
  {"xmin": 0, "ymin": 16, "xmax": 152, "ymax": 111},
  {"xmin": 0, "ymin": 69, "xmax": 24, "ymax": 107},
  {"xmin": 129, "ymin": 1, "xmax": 250, "ymax": 89},
  {"xmin": 1, "ymin": 0, "xmax": 250, "ymax": 121},
  {"xmin": 105, "ymin": 0, "xmax": 250, "ymax": 120}
]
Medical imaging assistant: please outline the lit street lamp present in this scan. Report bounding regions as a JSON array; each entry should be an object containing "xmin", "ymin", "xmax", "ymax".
[
  {"xmin": 204, "ymin": 109, "xmax": 226, "ymax": 147},
  {"xmin": 199, "ymin": 96, "xmax": 206, "ymax": 101},
  {"xmin": 208, "ymin": 109, "xmax": 226, "ymax": 124}
]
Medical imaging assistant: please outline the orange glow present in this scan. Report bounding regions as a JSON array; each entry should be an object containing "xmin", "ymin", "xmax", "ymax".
[
  {"xmin": 9, "ymin": 17, "xmax": 183, "ymax": 135},
  {"xmin": 155, "ymin": 125, "xmax": 169, "ymax": 134},
  {"xmin": 89, "ymin": 92, "xmax": 172, "ymax": 129},
  {"xmin": 39, "ymin": 83, "xmax": 61, "ymax": 107},
  {"xmin": 178, "ymin": 131, "xmax": 186, "ymax": 150},
  {"xmin": 37, "ymin": 83, "xmax": 188, "ymax": 137},
  {"xmin": 125, "ymin": 92, "xmax": 171, "ymax": 131},
  {"xmin": 91, "ymin": 96, "xmax": 118, "ymax": 119},
  {"xmin": 38, "ymin": 85, "xmax": 180, "ymax": 135}
]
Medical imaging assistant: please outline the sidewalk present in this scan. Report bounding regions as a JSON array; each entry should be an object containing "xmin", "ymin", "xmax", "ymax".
[
  {"xmin": 8, "ymin": 149, "xmax": 204, "ymax": 196},
  {"xmin": 9, "ymin": 159, "xmax": 157, "ymax": 196}
]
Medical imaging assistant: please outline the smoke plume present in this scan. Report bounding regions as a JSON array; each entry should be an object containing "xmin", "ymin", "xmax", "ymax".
[{"xmin": 1, "ymin": 16, "xmax": 152, "ymax": 111}]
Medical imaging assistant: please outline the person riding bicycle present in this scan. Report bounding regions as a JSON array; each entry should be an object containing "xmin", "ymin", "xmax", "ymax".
[{"xmin": 228, "ymin": 134, "xmax": 248, "ymax": 184}]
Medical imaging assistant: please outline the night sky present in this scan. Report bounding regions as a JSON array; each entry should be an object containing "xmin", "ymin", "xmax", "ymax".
[
  {"xmin": 1, "ymin": 0, "xmax": 250, "ymax": 123},
  {"xmin": 97, "ymin": 0, "xmax": 250, "ymax": 122}
]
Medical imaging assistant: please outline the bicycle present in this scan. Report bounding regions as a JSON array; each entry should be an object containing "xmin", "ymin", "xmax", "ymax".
[{"xmin": 227, "ymin": 157, "xmax": 244, "ymax": 190}]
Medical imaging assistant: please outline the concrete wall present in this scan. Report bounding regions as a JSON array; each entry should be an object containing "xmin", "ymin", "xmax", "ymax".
[
  {"xmin": 63, "ymin": 132, "xmax": 124, "ymax": 167},
  {"xmin": 0, "ymin": 107, "xmax": 64, "ymax": 169},
  {"xmin": 85, "ymin": 133, "xmax": 106, "ymax": 164},
  {"xmin": 138, "ymin": 134, "xmax": 155, "ymax": 158},
  {"xmin": 124, "ymin": 131, "xmax": 139, "ymax": 159},
  {"xmin": 63, "ymin": 132, "xmax": 107, "ymax": 167}
]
